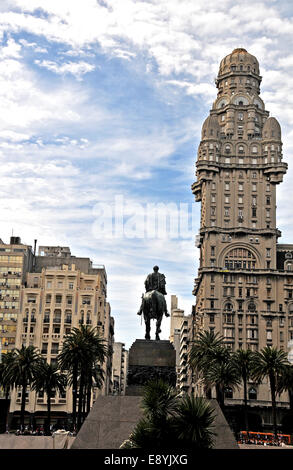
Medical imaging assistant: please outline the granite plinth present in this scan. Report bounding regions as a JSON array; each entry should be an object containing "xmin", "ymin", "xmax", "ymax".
[
  {"xmin": 126, "ymin": 339, "xmax": 176, "ymax": 395},
  {"xmin": 71, "ymin": 396, "xmax": 142, "ymax": 449},
  {"xmin": 71, "ymin": 396, "xmax": 238, "ymax": 449}
]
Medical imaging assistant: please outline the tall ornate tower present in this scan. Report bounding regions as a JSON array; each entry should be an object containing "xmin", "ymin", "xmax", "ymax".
[{"xmin": 192, "ymin": 47, "xmax": 293, "ymax": 377}]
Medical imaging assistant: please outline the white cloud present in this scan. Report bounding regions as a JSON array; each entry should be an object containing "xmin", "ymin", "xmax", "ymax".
[
  {"xmin": 34, "ymin": 59, "xmax": 95, "ymax": 79},
  {"xmin": 0, "ymin": 0, "xmax": 293, "ymax": 345}
]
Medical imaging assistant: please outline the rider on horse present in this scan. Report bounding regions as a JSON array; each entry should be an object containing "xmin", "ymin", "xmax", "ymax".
[{"xmin": 137, "ymin": 266, "xmax": 169, "ymax": 340}]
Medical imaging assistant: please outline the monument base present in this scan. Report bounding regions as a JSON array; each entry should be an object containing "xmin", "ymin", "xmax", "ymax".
[{"xmin": 125, "ymin": 339, "xmax": 176, "ymax": 396}]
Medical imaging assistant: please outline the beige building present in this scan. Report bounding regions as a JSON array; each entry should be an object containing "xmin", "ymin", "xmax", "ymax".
[
  {"xmin": 169, "ymin": 295, "xmax": 185, "ymax": 388},
  {"xmin": 192, "ymin": 48, "xmax": 291, "ymax": 407},
  {"xmin": 8, "ymin": 246, "xmax": 114, "ymax": 427},
  {"xmin": 112, "ymin": 342, "xmax": 128, "ymax": 395},
  {"xmin": 0, "ymin": 237, "xmax": 34, "ymax": 358}
]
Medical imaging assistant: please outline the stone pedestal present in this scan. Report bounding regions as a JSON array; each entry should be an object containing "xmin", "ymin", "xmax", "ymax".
[{"xmin": 126, "ymin": 339, "xmax": 176, "ymax": 396}]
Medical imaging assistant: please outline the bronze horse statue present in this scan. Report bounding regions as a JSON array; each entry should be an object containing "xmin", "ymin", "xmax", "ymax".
[{"xmin": 137, "ymin": 266, "xmax": 169, "ymax": 340}]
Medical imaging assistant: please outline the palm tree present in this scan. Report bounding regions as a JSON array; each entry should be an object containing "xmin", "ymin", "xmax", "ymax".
[
  {"xmin": 276, "ymin": 364, "xmax": 293, "ymax": 410},
  {"xmin": 3, "ymin": 346, "xmax": 41, "ymax": 430},
  {"xmin": 204, "ymin": 349, "xmax": 240, "ymax": 409},
  {"xmin": 58, "ymin": 325, "xmax": 108, "ymax": 431},
  {"xmin": 122, "ymin": 380, "xmax": 179, "ymax": 448},
  {"xmin": 171, "ymin": 395, "xmax": 216, "ymax": 448},
  {"xmin": 84, "ymin": 364, "xmax": 105, "ymax": 416},
  {"xmin": 188, "ymin": 330, "xmax": 225, "ymax": 398},
  {"xmin": 0, "ymin": 351, "xmax": 16, "ymax": 400},
  {"xmin": 32, "ymin": 360, "xmax": 67, "ymax": 435},
  {"xmin": 251, "ymin": 346, "xmax": 289, "ymax": 437},
  {"xmin": 232, "ymin": 349, "xmax": 255, "ymax": 431},
  {"xmin": 121, "ymin": 380, "xmax": 216, "ymax": 449}
]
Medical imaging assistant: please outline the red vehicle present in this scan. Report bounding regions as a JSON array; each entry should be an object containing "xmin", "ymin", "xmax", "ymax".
[{"xmin": 239, "ymin": 431, "xmax": 292, "ymax": 445}]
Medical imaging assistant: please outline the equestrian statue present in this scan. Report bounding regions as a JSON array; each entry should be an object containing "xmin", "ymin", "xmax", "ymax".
[{"xmin": 137, "ymin": 266, "xmax": 169, "ymax": 340}]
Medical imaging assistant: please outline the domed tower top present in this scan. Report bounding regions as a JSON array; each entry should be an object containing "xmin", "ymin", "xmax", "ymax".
[
  {"xmin": 263, "ymin": 117, "xmax": 281, "ymax": 141},
  {"xmin": 218, "ymin": 48, "xmax": 260, "ymax": 77},
  {"xmin": 201, "ymin": 114, "xmax": 220, "ymax": 140}
]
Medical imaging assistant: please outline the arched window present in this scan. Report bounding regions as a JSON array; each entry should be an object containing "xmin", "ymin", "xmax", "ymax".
[
  {"xmin": 224, "ymin": 302, "xmax": 233, "ymax": 312},
  {"xmin": 248, "ymin": 387, "xmax": 257, "ymax": 400},
  {"xmin": 248, "ymin": 301, "xmax": 256, "ymax": 312},
  {"xmin": 224, "ymin": 248, "xmax": 256, "ymax": 270},
  {"xmin": 252, "ymin": 146, "xmax": 258, "ymax": 154}
]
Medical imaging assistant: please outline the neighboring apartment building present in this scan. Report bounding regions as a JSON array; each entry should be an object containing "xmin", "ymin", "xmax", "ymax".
[
  {"xmin": 169, "ymin": 296, "xmax": 195, "ymax": 394},
  {"xmin": 112, "ymin": 342, "xmax": 128, "ymax": 395},
  {"xmin": 169, "ymin": 295, "xmax": 185, "ymax": 388},
  {"xmin": 0, "ymin": 237, "xmax": 34, "ymax": 357},
  {"xmin": 7, "ymin": 245, "xmax": 114, "ymax": 427},
  {"xmin": 178, "ymin": 315, "xmax": 193, "ymax": 395},
  {"xmin": 192, "ymin": 48, "xmax": 290, "ymax": 407}
]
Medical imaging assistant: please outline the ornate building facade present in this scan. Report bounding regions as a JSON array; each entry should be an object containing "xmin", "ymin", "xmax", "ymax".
[
  {"xmin": 192, "ymin": 48, "xmax": 292, "ymax": 407},
  {"xmin": 7, "ymin": 245, "xmax": 115, "ymax": 427}
]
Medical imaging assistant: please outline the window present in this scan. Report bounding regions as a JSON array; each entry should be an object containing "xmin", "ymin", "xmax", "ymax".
[
  {"xmin": 69, "ymin": 283, "xmax": 74, "ymax": 290},
  {"xmin": 247, "ymin": 329, "xmax": 258, "ymax": 339},
  {"xmin": 252, "ymin": 146, "xmax": 258, "ymax": 154},
  {"xmin": 224, "ymin": 248, "xmax": 256, "ymax": 270},
  {"xmin": 225, "ymin": 182, "xmax": 230, "ymax": 191},
  {"xmin": 225, "ymin": 387, "xmax": 233, "ymax": 399},
  {"xmin": 51, "ymin": 343, "xmax": 59, "ymax": 355},
  {"xmin": 252, "ymin": 208, "xmax": 257, "ymax": 218},
  {"xmin": 47, "ymin": 281, "xmax": 52, "ymax": 289},
  {"xmin": 266, "ymin": 330, "xmax": 272, "ymax": 340},
  {"xmin": 210, "ymin": 314, "xmax": 215, "ymax": 324},
  {"xmin": 248, "ymin": 388, "xmax": 257, "ymax": 400},
  {"xmin": 252, "ymin": 172, "xmax": 257, "ymax": 178}
]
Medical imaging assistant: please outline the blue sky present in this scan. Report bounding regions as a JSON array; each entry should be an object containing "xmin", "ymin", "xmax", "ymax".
[{"xmin": 1, "ymin": 0, "xmax": 293, "ymax": 348}]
